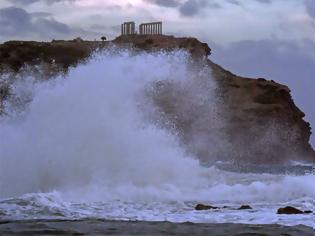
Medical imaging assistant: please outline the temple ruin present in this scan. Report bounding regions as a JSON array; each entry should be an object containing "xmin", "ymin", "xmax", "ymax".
[
  {"xmin": 121, "ymin": 21, "xmax": 163, "ymax": 36},
  {"xmin": 121, "ymin": 22, "xmax": 136, "ymax": 35},
  {"xmin": 139, "ymin": 22, "xmax": 162, "ymax": 35}
]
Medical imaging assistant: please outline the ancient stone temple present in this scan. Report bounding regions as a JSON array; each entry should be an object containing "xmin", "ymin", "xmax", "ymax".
[
  {"xmin": 139, "ymin": 22, "xmax": 162, "ymax": 35},
  {"xmin": 121, "ymin": 22, "xmax": 136, "ymax": 35}
]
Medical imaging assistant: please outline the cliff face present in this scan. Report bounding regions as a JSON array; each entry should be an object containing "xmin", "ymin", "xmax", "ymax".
[
  {"xmin": 0, "ymin": 36, "xmax": 314, "ymax": 164},
  {"xmin": 209, "ymin": 62, "xmax": 314, "ymax": 164}
]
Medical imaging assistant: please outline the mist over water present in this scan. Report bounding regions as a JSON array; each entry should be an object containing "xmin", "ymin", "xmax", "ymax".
[{"xmin": 0, "ymin": 50, "xmax": 314, "ymax": 227}]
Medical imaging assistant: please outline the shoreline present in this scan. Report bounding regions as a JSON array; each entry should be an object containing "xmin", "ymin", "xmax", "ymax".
[{"xmin": 0, "ymin": 219, "xmax": 314, "ymax": 235}]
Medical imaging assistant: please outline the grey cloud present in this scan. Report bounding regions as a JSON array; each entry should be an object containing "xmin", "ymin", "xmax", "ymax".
[
  {"xmin": 0, "ymin": 6, "xmax": 71, "ymax": 40},
  {"xmin": 179, "ymin": 0, "xmax": 200, "ymax": 16},
  {"xmin": 226, "ymin": 0, "xmax": 240, "ymax": 5},
  {"xmin": 211, "ymin": 39, "xmax": 315, "ymax": 146},
  {"xmin": 36, "ymin": 18, "xmax": 70, "ymax": 34},
  {"xmin": 305, "ymin": 0, "xmax": 315, "ymax": 18},
  {"xmin": 0, "ymin": 7, "xmax": 32, "ymax": 35},
  {"xmin": 255, "ymin": 0, "xmax": 271, "ymax": 3},
  {"xmin": 7, "ymin": 0, "xmax": 76, "ymax": 5},
  {"xmin": 145, "ymin": 0, "xmax": 180, "ymax": 8},
  {"xmin": 226, "ymin": 0, "xmax": 271, "ymax": 7},
  {"xmin": 7, "ymin": 0, "xmax": 39, "ymax": 4},
  {"xmin": 31, "ymin": 12, "xmax": 53, "ymax": 17},
  {"xmin": 179, "ymin": 0, "xmax": 220, "ymax": 17},
  {"xmin": 146, "ymin": 0, "xmax": 272, "ymax": 18}
]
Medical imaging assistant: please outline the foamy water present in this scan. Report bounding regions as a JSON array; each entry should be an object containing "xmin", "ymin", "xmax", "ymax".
[{"xmin": 0, "ymin": 50, "xmax": 314, "ymax": 228}]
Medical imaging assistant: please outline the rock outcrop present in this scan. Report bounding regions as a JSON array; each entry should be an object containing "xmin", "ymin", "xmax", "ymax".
[
  {"xmin": 0, "ymin": 40, "xmax": 104, "ymax": 71},
  {"xmin": 195, "ymin": 204, "xmax": 219, "ymax": 211},
  {"xmin": 0, "ymin": 35, "xmax": 314, "ymax": 164},
  {"xmin": 116, "ymin": 35, "xmax": 315, "ymax": 164},
  {"xmin": 277, "ymin": 206, "xmax": 313, "ymax": 215},
  {"xmin": 238, "ymin": 205, "xmax": 252, "ymax": 210}
]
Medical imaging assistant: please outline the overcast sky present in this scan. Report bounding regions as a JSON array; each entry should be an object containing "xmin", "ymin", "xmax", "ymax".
[
  {"xmin": 1, "ymin": 0, "xmax": 315, "ymax": 146},
  {"xmin": 0, "ymin": 0, "xmax": 315, "ymax": 42}
]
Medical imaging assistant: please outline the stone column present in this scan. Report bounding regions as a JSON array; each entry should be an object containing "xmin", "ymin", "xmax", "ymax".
[{"xmin": 132, "ymin": 22, "xmax": 135, "ymax": 34}]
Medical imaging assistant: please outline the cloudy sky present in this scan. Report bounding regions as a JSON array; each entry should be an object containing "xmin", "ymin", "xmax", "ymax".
[
  {"xmin": 1, "ymin": 0, "xmax": 315, "ymax": 42},
  {"xmin": 1, "ymin": 0, "xmax": 315, "ymax": 145}
]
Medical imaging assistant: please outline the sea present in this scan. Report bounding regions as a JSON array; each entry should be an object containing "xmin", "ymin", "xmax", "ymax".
[{"xmin": 0, "ymin": 50, "xmax": 314, "ymax": 232}]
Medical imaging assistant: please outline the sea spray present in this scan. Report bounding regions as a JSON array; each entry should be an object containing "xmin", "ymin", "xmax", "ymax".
[
  {"xmin": 0, "ymin": 50, "xmax": 213, "ymax": 198},
  {"xmin": 0, "ymin": 50, "xmax": 314, "ymax": 228}
]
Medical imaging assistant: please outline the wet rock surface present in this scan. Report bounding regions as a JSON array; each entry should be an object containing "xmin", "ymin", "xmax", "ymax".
[
  {"xmin": 195, "ymin": 204, "xmax": 254, "ymax": 211},
  {"xmin": 238, "ymin": 205, "xmax": 253, "ymax": 210},
  {"xmin": 277, "ymin": 206, "xmax": 313, "ymax": 215},
  {"xmin": 195, "ymin": 204, "xmax": 219, "ymax": 210}
]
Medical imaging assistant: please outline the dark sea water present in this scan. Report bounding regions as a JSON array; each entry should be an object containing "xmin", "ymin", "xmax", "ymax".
[{"xmin": 0, "ymin": 220, "xmax": 314, "ymax": 236}]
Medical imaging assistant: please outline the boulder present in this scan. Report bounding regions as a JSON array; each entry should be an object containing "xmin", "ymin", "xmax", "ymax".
[
  {"xmin": 238, "ymin": 205, "xmax": 253, "ymax": 210},
  {"xmin": 277, "ymin": 206, "xmax": 312, "ymax": 215},
  {"xmin": 195, "ymin": 204, "xmax": 219, "ymax": 211}
]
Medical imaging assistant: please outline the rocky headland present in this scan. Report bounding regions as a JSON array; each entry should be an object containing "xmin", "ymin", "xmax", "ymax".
[{"xmin": 0, "ymin": 35, "xmax": 314, "ymax": 165}]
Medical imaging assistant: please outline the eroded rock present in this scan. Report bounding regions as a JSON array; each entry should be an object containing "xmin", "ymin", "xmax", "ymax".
[
  {"xmin": 195, "ymin": 204, "xmax": 219, "ymax": 211},
  {"xmin": 238, "ymin": 205, "xmax": 253, "ymax": 210},
  {"xmin": 277, "ymin": 206, "xmax": 312, "ymax": 215}
]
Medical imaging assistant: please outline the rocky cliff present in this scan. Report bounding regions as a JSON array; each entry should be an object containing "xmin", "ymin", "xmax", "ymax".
[{"xmin": 0, "ymin": 35, "xmax": 314, "ymax": 164}]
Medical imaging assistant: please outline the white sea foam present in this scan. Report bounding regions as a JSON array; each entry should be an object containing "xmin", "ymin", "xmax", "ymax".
[
  {"xmin": 0, "ymin": 50, "xmax": 314, "ymax": 228},
  {"xmin": 0, "ymin": 50, "xmax": 213, "ymax": 199}
]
